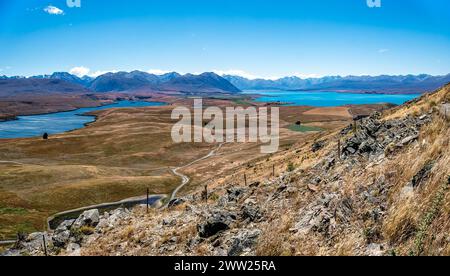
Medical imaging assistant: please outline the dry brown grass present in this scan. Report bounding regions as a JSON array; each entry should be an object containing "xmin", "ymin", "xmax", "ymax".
[{"xmin": 255, "ymin": 214, "xmax": 295, "ymax": 256}]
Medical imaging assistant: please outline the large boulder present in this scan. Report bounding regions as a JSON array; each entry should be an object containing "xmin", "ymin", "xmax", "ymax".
[
  {"xmin": 227, "ymin": 187, "xmax": 246, "ymax": 202},
  {"xmin": 227, "ymin": 229, "xmax": 261, "ymax": 256},
  {"xmin": 73, "ymin": 209, "xmax": 100, "ymax": 228},
  {"xmin": 52, "ymin": 230, "xmax": 71, "ymax": 248},
  {"xmin": 198, "ymin": 210, "xmax": 235, "ymax": 238},
  {"xmin": 241, "ymin": 201, "xmax": 263, "ymax": 222}
]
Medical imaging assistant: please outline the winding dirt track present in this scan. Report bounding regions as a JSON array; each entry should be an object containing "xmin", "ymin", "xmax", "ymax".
[{"xmin": 164, "ymin": 142, "xmax": 225, "ymax": 208}]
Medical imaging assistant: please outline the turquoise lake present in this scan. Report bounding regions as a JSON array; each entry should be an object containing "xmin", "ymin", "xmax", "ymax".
[
  {"xmin": 244, "ymin": 90, "xmax": 421, "ymax": 107},
  {"xmin": 0, "ymin": 101, "xmax": 165, "ymax": 139}
]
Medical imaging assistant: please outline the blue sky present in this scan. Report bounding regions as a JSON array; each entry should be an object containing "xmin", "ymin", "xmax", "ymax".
[{"xmin": 0, "ymin": 0, "xmax": 449, "ymax": 78}]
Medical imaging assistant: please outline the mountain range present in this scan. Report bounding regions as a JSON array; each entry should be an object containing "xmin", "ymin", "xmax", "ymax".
[
  {"xmin": 1, "ymin": 71, "xmax": 450, "ymax": 95},
  {"xmin": 223, "ymin": 74, "xmax": 450, "ymax": 94}
]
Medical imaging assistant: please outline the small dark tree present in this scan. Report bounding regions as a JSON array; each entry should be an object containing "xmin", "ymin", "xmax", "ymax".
[
  {"xmin": 295, "ymin": 121, "xmax": 302, "ymax": 126},
  {"xmin": 43, "ymin": 133, "xmax": 49, "ymax": 140}
]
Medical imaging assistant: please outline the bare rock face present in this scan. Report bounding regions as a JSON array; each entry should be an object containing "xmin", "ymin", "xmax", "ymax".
[{"xmin": 342, "ymin": 113, "xmax": 431, "ymax": 159}]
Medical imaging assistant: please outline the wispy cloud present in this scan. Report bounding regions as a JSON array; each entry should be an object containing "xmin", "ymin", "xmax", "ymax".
[
  {"xmin": 89, "ymin": 70, "xmax": 119, "ymax": 77},
  {"xmin": 69, "ymin": 66, "xmax": 90, "ymax": 77},
  {"xmin": 69, "ymin": 66, "xmax": 118, "ymax": 78},
  {"xmin": 147, "ymin": 69, "xmax": 172, "ymax": 75},
  {"xmin": 44, "ymin": 5, "xmax": 64, "ymax": 15},
  {"xmin": 378, "ymin": 48, "xmax": 389, "ymax": 54},
  {"xmin": 213, "ymin": 69, "xmax": 323, "ymax": 80},
  {"xmin": 213, "ymin": 69, "xmax": 263, "ymax": 80}
]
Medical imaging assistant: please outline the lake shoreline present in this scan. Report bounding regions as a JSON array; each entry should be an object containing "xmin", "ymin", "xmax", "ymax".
[
  {"xmin": 243, "ymin": 90, "xmax": 421, "ymax": 107},
  {"xmin": 0, "ymin": 100, "xmax": 167, "ymax": 139}
]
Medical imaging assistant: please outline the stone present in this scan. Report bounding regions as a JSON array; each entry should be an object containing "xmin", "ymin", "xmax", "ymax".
[
  {"xmin": 241, "ymin": 203, "xmax": 262, "ymax": 222},
  {"xmin": 66, "ymin": 243, "xmax": 81, "ymax": 256},
  {"xmin": 198, "ymin": 210, "xmax": 235, "ymax": 238},
  {"xmin": 73, "ymin": 209, "xmax": 100, "ymax": 229},
  {"xmin": 162, "ymin": 218, "xmax": 176, "ymax": 227},
  {"xmin": 312, "ymin": 141, "xmax": 326, "ymax": 152},
  {"xmin": 400, "ymin": 134, "xmax": 419, "ymax": 146},
  {"xmin": 410, "ymin": 161, "xmax": 434, "ymax": 188},
  {"xmin": 227, "ymin": 187, "xmax": 246, "ymax": 202},
  {"xmin": 366, "ymin": 243, "xmax": 384, "ymax": 256},
  {"xmin": 105, "ymin": 208, "xmax": 129, "ymax": 227},
  {"xmin": 227, "ymin": 229, "xmax": 261, "ymax": 256},
  {"xmin": 249, "ymin": 181, "xmax": 261, "ymax": 188},
  {"xmin": 55, "ymin": 219, "xmax": 75, "ymax": 233},
  {"xmin": 52, "ymin": 230, "xmax": 71, "ymax": 248},
  {"xmin": 66, "ymin": 242, "xmax": 81, "ymax": 252}
]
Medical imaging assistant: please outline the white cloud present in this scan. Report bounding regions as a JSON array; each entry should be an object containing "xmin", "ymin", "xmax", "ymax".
[
  {"xmin": 44, "ymin": 5, "xmax": 64, "ymax": 15},
  {"xmin": 213, "ymin": 69, "xmax": 323, "ymax": 80},
  {"xmin": 213, "ymin": 69, "xmax": 263, "ymax": 80},
  {"xmin": 291, "ymin": 73, "xmax": 323, "ymax": 79},
  {"xmin": 378, "ymin": 48, "xmax": 389, "ymax": 54},
  {"xmin": 89, "ymin": 70, "xmax": 118, "ymax": 78},
  {"xmin": 69, "ymin": 66, "xmax": 118, "ymax": 78},
  {"xmin": 147, "ymin": 69, "xmax": 172, "ymax": 75},
  {"xmin": 69, "ymin": 66, "xmax": 90, "ymax": 77}
]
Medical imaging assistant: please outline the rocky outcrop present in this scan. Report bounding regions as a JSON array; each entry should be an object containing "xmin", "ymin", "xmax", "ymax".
[
  {"xmin": 73, "ymin": 209, "xmax": 100, "ymax": 228},
  {"xmin": 197, "ymin": 210, "xmax": 236, "ymax": 238},
  {"xmin": 341, "ymin": 113, "xmax": 431, "ymax": 159}
]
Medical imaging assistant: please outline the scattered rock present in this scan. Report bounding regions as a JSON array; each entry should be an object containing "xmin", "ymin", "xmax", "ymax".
[
  {"xmin": 73, "ymin": 209, "xmax": 100, "ymax": 228},
  {"xmin": 312, "ymin": 141, "xmax": 326, "ymax": 152},
  {"xmin": 227, "ymin": 187, "xmax": 246, "ymax": 202},
  {"xmin": 241, "ymin": 203, "xmax": 263, "ymax": 222},
  {"xmin": 198, "ymin": 210, "xmax": 235, "ymax": 238},
  {"xmin": 227, "ymin": 229, "xmax": 261, "ymax": 256},
  {"xmin": 410, "ymin": 161, "xmax": 435, "ymax": 188},
  {"xmin": 56, "ymin": 219, "xmax": 75, "ymax": 232},
  {"xmin": 66, "ymin": 243, "xmax": 81, "ymax": 255},
  {"xmin": 52, "ymin": 230, "xmax": 71, "ymax": 248},
  {"xmin": 400, "ymin": 134, "xmax": 419, "ymax": 146}
]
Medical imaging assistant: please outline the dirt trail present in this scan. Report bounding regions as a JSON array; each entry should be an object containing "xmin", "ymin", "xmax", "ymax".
[{"xmin": 164, "ymin": 143, "xmax": 225, "ymax": 208}]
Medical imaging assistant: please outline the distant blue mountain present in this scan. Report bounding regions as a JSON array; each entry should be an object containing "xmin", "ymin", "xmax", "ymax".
[
  {"xmin": 2, "ymin": 71, "xmax": 449, "ymax": 94},
  {"xmin": 223, "ymin": 74, "xmax": 450, "ymax": 94},
  {"xmin": 1, "ymin": 71, "xmax": 241, "ymax": 94}
]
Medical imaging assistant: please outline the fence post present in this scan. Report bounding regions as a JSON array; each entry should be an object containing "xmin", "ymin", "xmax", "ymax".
[
  {"xmin": 272, "ymin": 165, "xmax": 275, "ymax": 177},
  {"xmin": 146, "ymin": 188, "xmax": 149, "ymax": 213},
  {"xmin": 338, "ymin": 139, "xmax": 341, "ymax": 160},
  {"xmin": 244, "ymin": 173, "xmax": 247, "ymax": 186},
  {"xmin": 42, "ymin": 235, "xmax": 48, "ymax": 256},
  {"xmin": 204, "ymin": 185, "xmax": 208, "ymax": 203}
]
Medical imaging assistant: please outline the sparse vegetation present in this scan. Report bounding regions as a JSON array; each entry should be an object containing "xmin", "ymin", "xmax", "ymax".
[
  {"xmin": 413, "ymin": 178, "xmax": 449, "ymax": 256},
  {"xmin": 287, "ymin": 162, "xmax": 295, "ymax": 172}
]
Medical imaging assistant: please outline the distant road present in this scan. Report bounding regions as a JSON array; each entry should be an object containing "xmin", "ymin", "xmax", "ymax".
[
  {"xmin": 164, "ymin": 143, "xmax": 225, "ymax": 208},
  {"xmin": 0, "ymin": 161, "xmax": 30, "ymax": 166},
  {"xmin": 0, "ymin": 240, "xmax": 16, "ymax": 246}
]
